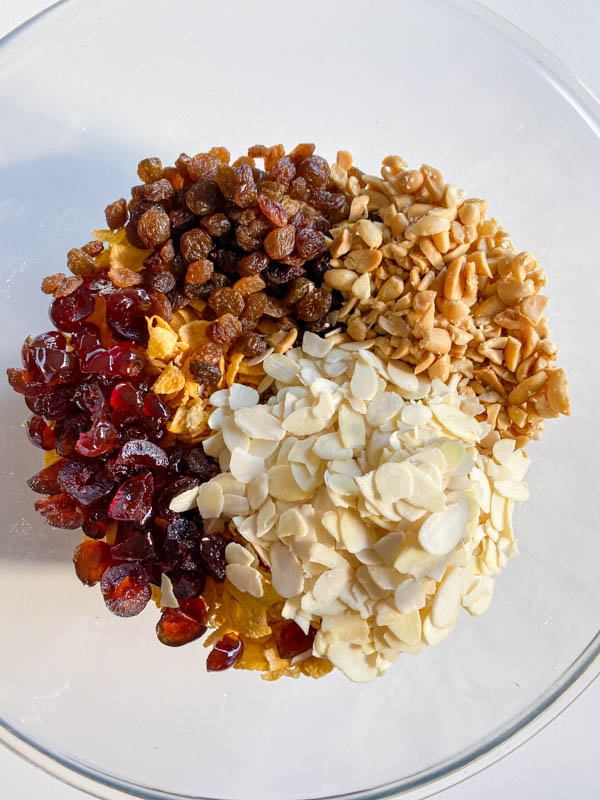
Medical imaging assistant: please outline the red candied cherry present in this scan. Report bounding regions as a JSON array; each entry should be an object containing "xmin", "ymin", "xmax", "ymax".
[
  {"xmin": 27, "ymin": 384, "xmax": 73, "ymax": 419},
  {"xmin": 110, "ymin": 530, "xmax": 156, "ymax": 562},
  {"xmin": 115, "ymin": 439, "xmax": 169, "ymax": 470},
  {"xmin": 26, "ymin": 415, "xmax": 57, "ymax": 450},
  {"xmin": 34, "ymin": 493, "xmax": 83, "ymax": 529},
  {"xmin": 142, "ymin": 392, "xmax": 169, "ymax": 423},
  {"xmin": 156, "ymin": 607, "xmax": 207, "ymax": 647},
  {"xmin": 27, "ymin": 460, "xmax": 64, "ymax": 495},
  {"xmin": 58, "ymin": 461, "xmax": 115, "ymax": 506},
  {"xmin": 110, "ymin": 382, "xmax": 143, "ymax": 414},
  {"xmin": 275, "ymin": 621, "xmax": 316, "ymax": 659},
  {"xmin": 72, "ymin": 381, "xmax": 107, "ymax": 419},
  {"xmin": 206, "ymin": 632, "xmax": 244, "ymax": 671},
  {"xmin": 109, "ymin": 345, "xmax": 145, "ymax": 378},
  {"xmin": 70, "ymin": 323, "xmax": 102, "ymax": 358},
  {"xmin": 179, "ymin": 596, "xmax": 208, "ymax": 623},
  {"xmin": 6, "ymin": 367, "xmax": 44, "ymax": 397},
  {"xmin": 29, "ymin": 347, "xmax": 79, "ymax": 385},
  {"xmin": 109, "ymin": 472, "xmax": 154, "ymax": 522},
  {"xmin": 100, "ymin": 563, "xmax": 151, "ymax": 617},
  {"xmin": 49, "ymin": 284, "xmax": 94, "ymax": 332},
  {"xmin": 73, "ymin": 540, "xmax": 112, "ymax": 586},
  {"xmin": 75, "ymin": 419, "xmax": 119, "ymax": 457}
]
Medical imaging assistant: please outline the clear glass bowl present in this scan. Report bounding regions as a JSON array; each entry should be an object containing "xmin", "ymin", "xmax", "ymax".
[{"xmin": 0, "ymin": 1, "xmax": 598, "ymax": 798}]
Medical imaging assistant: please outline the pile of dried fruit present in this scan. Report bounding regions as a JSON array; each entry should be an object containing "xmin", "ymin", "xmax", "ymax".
[{"xmin": 7, "ymin": 145, "xmax": 569, "ymax": 682}]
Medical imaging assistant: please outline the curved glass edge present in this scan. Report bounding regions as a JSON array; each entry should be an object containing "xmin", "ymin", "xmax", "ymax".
[{"xmin": 0, "ymin": 0, "xmax": 599, "ymax": 799}]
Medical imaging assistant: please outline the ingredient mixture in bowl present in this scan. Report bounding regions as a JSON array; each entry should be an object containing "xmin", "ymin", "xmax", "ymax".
[{"xmin": 7, "ymin": 144, "xmax": 570, "ymax": 682}]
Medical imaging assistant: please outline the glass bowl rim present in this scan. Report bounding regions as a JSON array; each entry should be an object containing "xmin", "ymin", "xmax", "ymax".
[{"xmin": 0, "ymin": 0, "xmax": 598, "ymax": 798}]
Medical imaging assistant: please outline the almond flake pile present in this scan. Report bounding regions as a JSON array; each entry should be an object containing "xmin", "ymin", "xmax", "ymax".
[
  {"xmin": 171, "ymin": 332, "xmax": 530, "ymax": 681},
  {"xmin": 325, "ymin": 153, "xmax": 570, "ymax": 446}
]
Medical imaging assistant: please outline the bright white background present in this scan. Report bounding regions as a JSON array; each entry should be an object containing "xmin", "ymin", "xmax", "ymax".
[{"xmin": 0, "ymin": 1, "xmax": 598, "ymax": 798}]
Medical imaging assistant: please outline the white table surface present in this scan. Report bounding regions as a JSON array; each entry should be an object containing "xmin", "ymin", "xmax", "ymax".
[{"xmin": 1, "ymin": 1, "xmax": 598, "ymax": 798}]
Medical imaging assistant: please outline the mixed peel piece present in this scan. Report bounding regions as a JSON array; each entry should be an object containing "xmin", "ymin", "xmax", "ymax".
[{"xmin": 8, "ymin": 144, "xmax": 569, "ymax": 681}]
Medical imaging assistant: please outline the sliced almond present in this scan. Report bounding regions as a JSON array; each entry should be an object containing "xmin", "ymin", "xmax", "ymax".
[
  {"xmin": 225, "ymin": 542, "xmax": 255, "ymax": 567},
  {"xmin": 270, "ymin": 541, "xmax": 304, "ymax": 597},
  {"xmin": 431, "ymin": 567, "xmax": 463, "ymax": 628},
  {"xmin": 338, "ymin": 405, "xmax": 366, "ymax": 448},
  {"xmin": 169, "ymin": 486, "xmax": 199, "ymax": 513},
  {"xmin": 226, "ymin": 564, "xmax": 264, "ymax": 598},
  {"xmin": 431, "ymin": 402, "xmax": 481, "ymax": 443},
  {"xmin": 228, "ymin": 383, "xmax": 259, "ymax": 410},
  {"xmin": 197, "ymin": 481, "xmax": 224, "ymax": 519},
  {"xmin": 394, "ymin": 578, "xmax": 426, "ymax": 613},
  {"xmin": 228, "ymin": 447, "xmax": 264, "ymax": 484},
  {"xmin": 418, "ymin": 501, "xmax": 469, "ymax": 555},
  {"xmin": 234, "ymin": 407, "xmax": 284, "ymax": 440}
]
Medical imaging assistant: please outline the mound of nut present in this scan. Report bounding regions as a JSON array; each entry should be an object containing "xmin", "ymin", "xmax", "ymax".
[{"xmin": 9, "ymin": 144, "xmax": 569, "ymax": 682}]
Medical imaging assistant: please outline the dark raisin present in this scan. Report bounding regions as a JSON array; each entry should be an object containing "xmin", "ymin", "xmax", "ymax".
[
  {"xmin": 236, "ymin": 251, "xmax": 269, "ymax": 276},
  {"xmin": 214, "ymin": 248, "xmax": 239, "ymax": 275},
  {"xmin": 233, "ymin": 332, "xmax": 267, "ymax": 357},
  {"xmin": 215, "ymin": 164, "xmax": 236, "ymax": 201},
  {"xmin": 295, "ymin": 287, "xmax": 332, "ymax": 321},
  {"xmin": 248, "ymin": 144, "xmax": 269, "ymax": 158},
  {"xmin": 200, "ymin": 213, "xmax": 231, "ymax": 237},
  {"xmin": 180, "ymin": 228, "xmax": 213, "ymax": 261},
  {"xmin": 257, "ymin": 194, "xmax": 288, "ymax": 227},
  {"xmin": 256, "ymin": 180, "xmax": 285, "ymax": 201},
  {"xmin": 81, "ymin": 240, "xmax": 104, "ymax": 257},
  {"xmin": 145, "ymin": 271, "xmax": 176, "ymax": 293},
  {"xmin": 105, "ymin": 198, "xmax": 128, "ymax": 229},
  {"xmin": 58, "ymin": 462, "xmax": 115, "ymax": 506},
  {"xmin": 189, "ymin": 341, "xmax": 222, "ymax": 366},
  {"xmin": 137, "ymin": 157, "xmax": 163, "ymax": 183},
  {"xmin": 137, "ymin": 207, "xmax": 171, "ymax": 248},
  {"xmin": 140, "ymin": 178, "xmax": 175, "ymax": 202},
  {"xmin": 268, "ymin": 156, "xmax": 296, "ymax": 185},
  {"xmin": 263, "ymin": 262, "xmax": 305, "ymax": 285},
  {"xmin": 235, "ymin": 224, "xmax": 263, "ymax": 252},
  {"xmin": 296, "ymin": 155, "xmax": 330, "ymax": 190},
  {"xmin": 198, "ymin": 533, "xmax": 227, "ymax": 580},
  {"xmin": 187, "ymin": 153, "xmax": 220, "ymax": 181},
  {"xmin": 306, "ymin": 252, "xmax": 332, "ymax": 283},
  {"xmin": 231, "ymin": 164, "xmax": 257, "ymax": 208},
  {"xmin": 284, "ymin": 278, "xmax": 312, "ymax": 305},
  {"xmin": 209, "ymin": 146, "xmax": 230, "ymax": 164},
  {"xmin": 188, "ymin": 361, "xmax": 222, "ymax": 385},
  {"xmin": 309, "ymin": 190, "xmax": 349, "ymax": 223},
  {"xmin": 288, "ymin": 142, "xmax": 315, "ymax": 165},
  {"xmin": 169, "ymin": 207, "xmax": 196, "ymax": 232},
  {"xmin": 263, "ymin": 296, "xmax": 288, "ymax": 318},
  {"xmin": 295, "ymin": 227, "xmax": 325, "ymax": 259},
  {"xmin": 41, "ymin": 273, "xmax": 83, "ymax": 297},
  {"xmin": 264, "ymin": 225, "xmax": 295, "ymax": 260},
  {"xmin": 67, "ymin": 248, "xmax": 97, "ymax": 277},
  {"xmin": 174, "ymin": 153, "xmax": 192, "ymax": 180},
  {"xmin": 206, "ymin": 314, "xmax": 242, "ymax": 346},
  {"xmin": 208, "ymin": 287, "xmax": 244, "ymax": 316},
  {"xmin": 289, "ymin": 177, "xmax": 308, "ymax": 200},
  {"xmin": 167, "ymin": 288, "xmax": 189, "ymax": 313},
  {"xmin": 241, "ymin": 292, "xmax": 267, "ymax": 321},
  {"xmin": 186, "ymin": 445, "xmax": 220, "ymax": 481},
  {"xmin": 186, "ymin": 179, "xmax": 222, "ymax": 216},
  {"xmin": 185, "ymin": 258, "xmax": 214, "ymax": 284}
]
